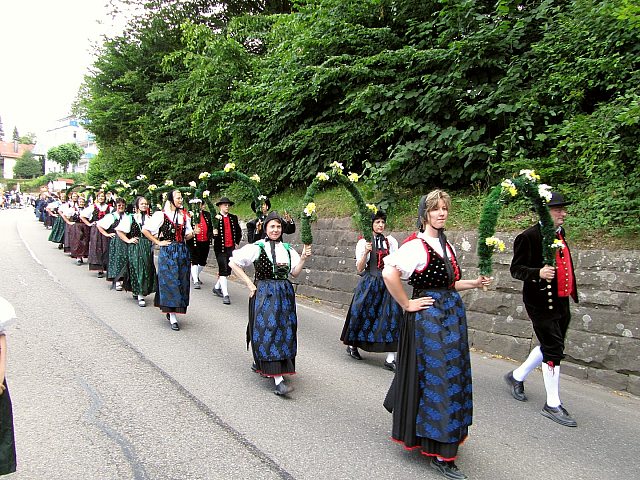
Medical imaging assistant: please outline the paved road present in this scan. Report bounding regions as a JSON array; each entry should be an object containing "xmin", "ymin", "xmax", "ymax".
[{"xmin": 1, "ymin": 208, "xmax": 638, "ymax": 480}]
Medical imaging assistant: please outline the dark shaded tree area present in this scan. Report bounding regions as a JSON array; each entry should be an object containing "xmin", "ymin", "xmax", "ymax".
[{"xmin": 79, "ymin": 0, "xmax": 639, "ymax": 234}]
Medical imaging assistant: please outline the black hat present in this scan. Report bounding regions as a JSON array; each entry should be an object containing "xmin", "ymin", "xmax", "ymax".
[
  {"xmin": 548, "ymin": 192, "xmax": 572, "ymax": 208},
  {"xmin": 215, "ymin": 197, "xmax": 235, "ymax": 206},
  {"xmin": 251, "ymin": 196, "xmax": 271, "ymax": 213},
  {"xmin": 263, "ymin": 211, "xmax": 282, "ymax": 229}
]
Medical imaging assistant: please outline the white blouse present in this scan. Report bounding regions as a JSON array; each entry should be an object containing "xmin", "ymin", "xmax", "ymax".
[
  {"xmin": 142, "ymin": 208, "xmax": 193, "ymax": 237},
  {"xmin": 384, "ymin": 232, "xmax": 455, "ymax": 280},
  {"xmin": 80, "ymin": 203, "xmax": 111, "ymax": 221},
  {"xmin": 355, "ymin": 235, "xmax": 399, "ymax": 266},
  {"xmin": 115, "ymin": 213, "xmax": 149, "ymax": 234},
  {"xmin": 0, "ymin": 296, "xmax": 17, "ymax": 334},
  {"xmin": 231, "ymin": 241, "xmax": 301, "ymax": 270},
  {"xmin": 97, "ymin": 212, "xmax": 125, "ymax": 230}
]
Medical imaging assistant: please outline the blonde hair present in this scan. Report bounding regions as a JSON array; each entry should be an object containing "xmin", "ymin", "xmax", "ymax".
[{"xmin": 418, "ymin": 189, "xmax": 451, "ymax": 229}]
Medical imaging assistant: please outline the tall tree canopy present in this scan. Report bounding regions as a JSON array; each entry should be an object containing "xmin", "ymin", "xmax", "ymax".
[
  {"xmin": 79, "ymin": 0, "xmax": 640, "ymax": 234},
  {"xmin": 47, "ymin": 143, "xmax": 84, "ymax": 173}
]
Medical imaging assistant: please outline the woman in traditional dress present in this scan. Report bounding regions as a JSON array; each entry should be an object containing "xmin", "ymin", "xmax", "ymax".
[
  {"xmin": 47, "ymin": 192, "xmax": 67, "ymax": 250},
  {"xmin": 62, "ymin": 192, "xmax": 79, "ymax": 254},
  {"xmin": 341, "ymin": 210, "xmax": 403, "ymax": 370},
  {"xmin": 116, "ymin": 196, "xmax": 157, "ymax": 307},
  {"xmin": 65, "ymin": 196, "xmax": 90, "ymax": 265},
  {"xmin": 0, "ymin": 296, "xmax": 17, "ymax": 476},
  {"xmin": 230, "ymin": 212, "xmax": 311, "ymax": 397},
  {"xmin": 142, "ymin": 190, "xmax": 194, "ymax": 331},
  {"xmin": 382, "ymin": 190, "xmax": 491, "ymax": 480},
  {"xmin": 81, "ymin": 191, "xmax": 113, "ymax": 278},
  {"xmin": 97, "ymin": 197, "xmax": 127, "ymax": 290}
]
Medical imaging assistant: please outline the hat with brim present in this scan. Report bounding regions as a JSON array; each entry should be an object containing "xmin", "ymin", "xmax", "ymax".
[
  {"xmin": 215, "ymin": 197, "xmax": 235, "ymax": 206},
  {"xmin": 547, "ymin": 192, "xmax": 572, "ymax": 208}
]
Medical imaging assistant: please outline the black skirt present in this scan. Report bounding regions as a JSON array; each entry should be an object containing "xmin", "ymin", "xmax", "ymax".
[{"xmin": 0, "ymin": 379, "xmax": 16, "ymax": 475}]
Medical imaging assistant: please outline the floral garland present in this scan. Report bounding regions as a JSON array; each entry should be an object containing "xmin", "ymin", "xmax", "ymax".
[
  {"xmin": 300, "ymin": 161, "xmax": 373, "ymax": 245},
  {"xmin": 477, "ymin": 170, "xmax": 556, "ymax": 276}
]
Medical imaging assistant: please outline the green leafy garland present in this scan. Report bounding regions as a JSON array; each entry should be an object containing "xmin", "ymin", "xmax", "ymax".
[
  {"xmin": 477, "ymin": 170, "xmax": 557, "ymax": 276},
  {"xmin": 299, "ymin": 162, "xmax": 376, "ymax": 244}
]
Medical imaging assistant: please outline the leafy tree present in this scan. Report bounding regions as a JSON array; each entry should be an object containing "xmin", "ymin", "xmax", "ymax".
[
  {"xmin": 18, "ymin": 132, "xmax": 37, "ymax": 144},
  {"xmin": 47, "ymin": 143, "xmax": 84, "ymax": 173},
  {"xmin": 13, "ymin": 150, "xmax": 43, "ymax": 178}
]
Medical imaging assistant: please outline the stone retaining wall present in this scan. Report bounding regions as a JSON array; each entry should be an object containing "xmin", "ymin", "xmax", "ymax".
[{"xmin": 271, "ymin": 218, "xmax": 639, "ymax": 395}]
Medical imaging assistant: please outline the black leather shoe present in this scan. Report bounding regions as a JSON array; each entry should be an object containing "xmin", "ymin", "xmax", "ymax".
[
  {"xmin": 504, "ymin": 371, "xmax": 527, "ymax": 401},
  {"xmin": 274, "ymin": 382, "xmax": 294, "ymax": 396},
  {"xmin": 541, "ymin": 403, "xmax": 577, "ymax": 427},
  {"xmin": 383, "ymin": 360, "xmax": 396, "ymax": 371},
  {"xmin": 97, "ymin": 271, "xmax": 104, "ymax": 278},
  {"xmin": 193, "ymin": 282, "xmax": 201, "ymax": 290},
  {"xmin": 58, "ymin": 243, "xmax": 64, "ymax": 250},
  {"xmin": 223, "ymin": 296, "xmax": 231, "ymax": 305},
  {"xmin": 170, "ymin": 322, "xmax": 180, "ymax": 331},
  {"xmin": 430, "ymin": 458, "xmax": 468, "ymax": 480},
  {"xmin": 212, "ymin": 287, "xmax": 223, "ymax": 297},
  {"xmin": 346, "ymin": 346, "xmax": 362, "ymax": 360}
]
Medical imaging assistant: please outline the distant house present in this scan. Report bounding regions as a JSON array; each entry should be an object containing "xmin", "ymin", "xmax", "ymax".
[
  {"xmin": 33, "ymin": 115, "xmax": 98, "ymax": 174},
  {"xmin": 0, "ymin": 141, "xmax": 35, "ymax": 179}
]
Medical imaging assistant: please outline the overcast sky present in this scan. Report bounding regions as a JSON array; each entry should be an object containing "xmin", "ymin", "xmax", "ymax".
[{"xmin": 0, "ymin": 0, "xmax": 126, "ymax": 141}]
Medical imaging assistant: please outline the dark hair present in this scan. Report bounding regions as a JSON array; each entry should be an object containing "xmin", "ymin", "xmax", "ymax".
[
  {"xmin": 115, "ymin": 197, "xmax": 126, "ymax": 206},
  {"xmin": 371, "ymin": 210, "xmax": 387, "ymax": 225},
  {"xmin": 263, "ymin": 210, "xmax": 282, "ymax": 229}
]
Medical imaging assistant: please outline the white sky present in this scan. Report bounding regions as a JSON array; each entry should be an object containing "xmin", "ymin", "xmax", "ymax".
[{"xmin": 0, "ymin": 0, "xmax": 127, "ymax": 141}]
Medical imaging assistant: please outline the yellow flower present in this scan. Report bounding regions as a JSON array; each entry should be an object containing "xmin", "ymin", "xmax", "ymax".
[
  {"xmin": 329, "ymin": 161, "xmax": 344, "ymax": 172},
  {"xmin": 501, "ymin": 179, "xmax": 518, "ymax": 197},
  {"xmin": 347, "ymin": 172, "xmax": 360, "ymax": 183},
  {"xmin": 519, "ymin": 169, "xmax": 540, "ymax": 182},
  {"xmin": 366, "ymin": 203, "xmax": 378, "ymax": 214},
  {"xmin": 198, "ymin": 171, "xmax": 210, "ymax": 180},
  {"xmin": 250, "ymin": 174, "xmax": 260, "ymax": 183},
  {"xmin": 316, "ymin": 172, "xmax": 329, "ymax": 181},
  {"xmin": 551, "ymin": 239, "xmax": 565, "ymax": 249},
  {"xmin": 485, "ymin": 236, "xmax": 506, "ymax": 252},
  {"xmin": 202, "ymin": 190, "xmax": 210, "ymax": 198},
  {"xmin": 148, "ymin": 184, "xmax": 158, "ymax": 191},
  {"xmin": 303, "ymin": 202, "xmax": 316, "ymax": 217},
  {"xmin": 224, "ymin": 162, "xmax": 236, "ymax": 172}
]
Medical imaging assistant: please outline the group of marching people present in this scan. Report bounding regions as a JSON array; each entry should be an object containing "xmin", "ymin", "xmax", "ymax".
[{"xmin": 33, "ymin": 184, "xmax": 578, "ymax": 480}]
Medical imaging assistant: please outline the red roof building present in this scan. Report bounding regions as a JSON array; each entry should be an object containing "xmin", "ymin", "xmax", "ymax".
[{"xmin": 0, "ymin": 141, "xmax": 35, "ymax": 179}]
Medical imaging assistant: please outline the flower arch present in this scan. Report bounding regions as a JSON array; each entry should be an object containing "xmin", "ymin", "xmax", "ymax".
[
  {"xmin": 299, "ymin": 162, "xmax": 376, "ymax": 245},
  {"xmin": 477, "ymin": 170, "xmax": 559, "ymax": 277}
]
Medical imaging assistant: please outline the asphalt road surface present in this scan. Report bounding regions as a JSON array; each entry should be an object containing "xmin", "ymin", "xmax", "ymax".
[{"xmin": 1, "ymin": 208, "xmax": 638, "ymax": 480}]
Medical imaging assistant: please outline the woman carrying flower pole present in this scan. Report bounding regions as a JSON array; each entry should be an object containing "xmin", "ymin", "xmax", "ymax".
[
  {"xmin": 116, "ymin": 196, "xmax": 157, "ymax": 307},
  {"xmin": 230, "ymin": 211, "xmax": 311, "ymax": 396},
  {"xmin": 382, "ymin": 189, "xmax": 492, "ymax": 480},
  {"xmin": 340, "ymin": 209, "xmax": 403, "ymax": 370},
  {"xmin": 97, "ymin": 197, "xmax": 128, "ymax": 290},
  {"xmin": 142, "ymin": 190, "xmax": 194, "ymax": 331},
  {"xmin": 81, "ymin": 191, "xmax": 113, "ymax": 278}
]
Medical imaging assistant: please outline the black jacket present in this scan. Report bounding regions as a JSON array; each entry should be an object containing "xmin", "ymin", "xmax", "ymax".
[
  {"xmin": 212, "ymin": 213, "xmax": 242, "ymax": 253},
  {"xmin": 510, "ymin": 224, "xmax": 578, "ymax": 312}
]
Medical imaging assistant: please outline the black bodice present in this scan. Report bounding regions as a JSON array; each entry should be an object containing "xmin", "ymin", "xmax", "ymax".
[
  {"xmin": 408, "ymin": 240, "xmax": 460, "ymax": 291},
  {"xmin": 159, "ymin": 216, "xmax": 184, "ymax": 242},
  {"xmin": 253, "ymin": 245, "xmax": 291, "ymax": 281}
]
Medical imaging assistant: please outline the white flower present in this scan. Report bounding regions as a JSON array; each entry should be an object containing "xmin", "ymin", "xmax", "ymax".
[
  {"xmin": 156, "ymin": 204, "xmax": 162, "ymax": 210},
  {"xmin": 199, "ymin": 171, "xmax": 210, "ymax": 180},
  {"xmin": 538, "ymin": 184, "xmax": 552, "ymax": 202},
  {"xmin": 258, "ymin": 195, "xmax": 267, "ymax": 201},
  {"xmin": 329, "ymin": 161, "xmax": 344, "ymax": 172},
  {"xmin": 316, "ymin": 172, "xmax": 329, "ymax": 181},
  {"xmin": 347, "ymin": 172, "xmax": 360, "ymax": 183},
  {"xmin": 148, "ymin": 184, "xmax": 158, "ymax": 191},
  {"xmin": 461, "ymin": 239, "xmax": 472, "ymax": 252},
  {"xmin": 189, "ymin": 198, "xmax": 202, "ymax": 204},
  {"xmin": 136, "ymin": 174, "xmax": 147, "ymax": 181},
  {"xmin": 519, "ymin": 169, "xmax": 540, "ymax": 182},
  {"xmin": 250, "ymin": 174, "xmax": 260, "ymax": 183},
  {"xmin": 303, "ymin": 202, "xmax": 316, "ymax": 217},
  {"xmin": 224, "ymin": 162, "xmax": 235, "ymax": 172},
  {"xmin": 551, "ymin": 239, "xmax": 565, "ymax": 249},
  {"xmin": 215, "ymin": 214, "xmax": 222, "ymax": 220},
  {"xmin": 184, "ymin": 191, "xmax": 191, "ymax": 196},
  {"xmin": 164, "ymin": 179, "xmax": 173, "ymax": 186},
  {"xmin": 101, "ymin": 183, "xmax": 108, "ymax": 189},
  {"xmin": 189, "ymin": 181, "xmax": 197, "ymax": 188},
  {"xmin": 202, "ymin": 190, "xmax": 210, "ymax": 198}
]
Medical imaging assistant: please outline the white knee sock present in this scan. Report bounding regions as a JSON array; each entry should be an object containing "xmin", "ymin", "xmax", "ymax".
[
  {"xmin": 220, "ymin": 276, "xmax": 229, "ymax": 296},
  {"xmin": 386, "ymin": 352, "xmax": 396, "ymax": 363},
  {"xmin": 169, "ymin": 313, "xmax": 178, "ymax": 324},
  {"xmin": 513, "ymin": 346, "xmax": 543, "ymax": 381},
  {"xmin": 191, "ymin": 265, "xmax": 199, "ymax": 283},
  {"xmin": 542, "ymin": 363, "xmax": 561, "ymax": 407},
  {"xmin": 214, "ymin": 276, "xmax": 220, "ymax": 289},
  {"xmin": 197, "ymin": 265, "xmax": 204, "ymax": 276},
  {"xmin": 274, "ymin": 376, "xmax": 284, "ymax": 385}
]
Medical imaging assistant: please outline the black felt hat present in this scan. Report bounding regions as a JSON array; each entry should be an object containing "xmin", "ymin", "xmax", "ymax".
[
  {"xmin": 547, "ymin": 192, "xmax": 572, "ymax": 208},
  {"xmin": 215, "ymin": 196, "xmax": 235, "ymax": 206}
]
